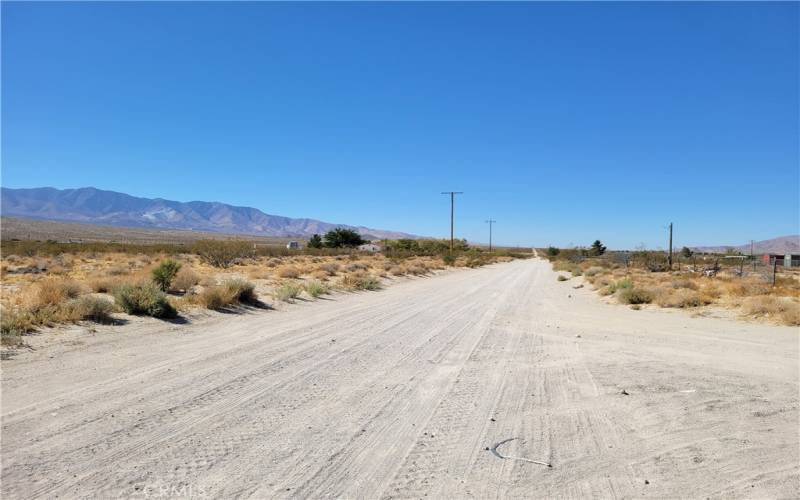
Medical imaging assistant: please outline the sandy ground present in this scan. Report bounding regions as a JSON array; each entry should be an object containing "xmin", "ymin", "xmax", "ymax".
[{"xmin": 1, "ymin": 258, "xmax": 798, "ymax": 499}]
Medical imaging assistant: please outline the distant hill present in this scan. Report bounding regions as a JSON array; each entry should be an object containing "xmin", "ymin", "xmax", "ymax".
[
  {"xmin": 692, "ymin": 235, "xmax": 800, "ymax": 255},
  {"xmin": 0, "ymin": 187, "xmax": 417, "ymax": 240}
]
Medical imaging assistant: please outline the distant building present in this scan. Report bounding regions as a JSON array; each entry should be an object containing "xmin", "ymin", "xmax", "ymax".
[
  {"xmin": 358, "ymin": 242, "xmax": 382, "ymax": 253},
  {"xmin": 762, "ymin": 253, "xmax": 800, "ymax": 267},
  {"xmin": 286, "ymin": 241, "xmax": 301, "ymax": 250}
]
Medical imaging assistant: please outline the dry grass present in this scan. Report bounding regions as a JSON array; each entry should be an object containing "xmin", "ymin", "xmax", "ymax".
[
  {"xmin": 341, "ymin": 272, "xmax": 382, "ymax": 291},
  {"xmin": 549, "ymin": 257, "xmax": 800, "ymax": 325},
  {"xmin": 0, "ymin": 246, "xmax": 524, "ymax": 343},
  {"xmin": 741, "ymin": 296, "xmax": 800, "ymax": 326},
  {"xmin": 195, "ymin": 279, "xmax": 259, "ymax": 310},
  {"xmin": 276, "ymin": 265, "xmax": 301, "ymax": 279}
]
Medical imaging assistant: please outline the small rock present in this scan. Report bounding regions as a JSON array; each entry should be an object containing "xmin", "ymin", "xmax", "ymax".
[
  {"xmin": 490, "ymin": 418, "xmax": 496, "ymax": 422},
  {"xmin": 575, "ymin": 334, "xmax": 581, "ymax": 338},
  {"xmin": 621, "ymin": 390, "xmax": 630, "ymax": 396},
  {"xmin": 644, "ymin": 479, "xmax": 649, "ymax": 485}
]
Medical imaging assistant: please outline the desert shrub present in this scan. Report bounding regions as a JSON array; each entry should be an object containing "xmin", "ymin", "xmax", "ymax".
[
  {"xmin": 724, "ymin": 281, "xmax": 770, "ymax": 297},
  {"xmin": 276, "ymin": 265, "xmax": 301, "ymax": 279},
  {"xmin": 71, "ymin": 296, "xmax": 116, "ymax": 323},
  {"xmin": 305, "ymin": 280, "xmax": 331, "ymax": 298},
  {"xmin": 593, "ymin": 276, "xmax": 611, "ymax": 289},
  {"xmin": 0, "ymin": 309, "xmax": 35, "ymax": 345},
  {"xmin": 193, "ymin": 240, "xmax": 252, "ymax": 268},
  {"xmin": 223, "ymin": 279, "xmax": 259, "ymax": 305},
  {"xmin": 196, "ymin": 286, "xmax": 229, "ymax": 310},
  {"xmin": 390, "ymin": 266, "xmax": 405, "ymax": 276},
  {"xmin": 341, "ymin": 273, "xmax": 381, "ymax": 290},
  {"xmin": 311, "ymin": 270, "xmax": 330, "ymax": 281},
  {"xmin": 671, "ymin": 278, "xmax": 698, "ymax": 290},
  {"xmin": 113, "ymin": 282, "xmax": 177, "ymax": 318},
  {"xmin": 345, "ymin": 262, "xmax": 368, "ymax": 272},
  {"xmin": 274, "ymin": 281, "xmax": 303, "ymax": 302},
  {"xmin": 319, "ymin": 262, "xmax": 339, "ymax": 276},
  {"xmin": 557, "ymin": 275, "xmax": 568, "ymax": 281},
  {"xmin": 655, "ymin": 289, "xmax": 710, "ymax": 308},
  {"xmin": 741, "ymin": 297, "xmax": 800, "ymax": 325},
  {"xmin": 583, "ymin": 266, "xmax": 605, "ymax": 278},
  {"xmin": 552, "ymin": 260, "xmax": 573, "ymax": 272},
  {"xmin": 171, "ymin": 267, "xmax": 200, "ymax": 293},
  {"xmin": 617, "ymin": 287, "xmax": 654, "ymax": 305},
  {"xmin": 151, "ymin": 259, "xmax": 182, "ymax": 291},
  {"xmin": 606, "ymin": 278, "xmax": 633, "ymax": 294},
  {"xmin": 406, "ymin": 265, "xmax": 426, "ymax": 275},
  {"xmin": 107, "ymin": 266, "xmax": 129, "ymax": 276},
  {"xmin": 29, "ymin": 279, "xmax": 83, "ymax": 309},
  {"xmin": 570, "ymin": 266, "xmax": 582, "ymax": 277},
  {"xmin": 197, "ymin": 279, "xmax": 258, "ymax": 309},
  {"xmin": 442, "ymin": 254, "xmax": 456, "ymax": 266},
  {"xmin": 89, "ymin": 277, "xmax": 123, "ymax": 293},
  {"xmin": 464, "ymin": 249, "xmax": 487, "ymax": 268}
]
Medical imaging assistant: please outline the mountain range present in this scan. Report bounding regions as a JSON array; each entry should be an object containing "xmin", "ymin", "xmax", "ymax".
[
  {"xmin": 691, "ymin": 235, "xmax": 800, "ymax": 255},
  {"xmin": 0, "ymin": 187, "xmax": 416, "ymax": 240}
]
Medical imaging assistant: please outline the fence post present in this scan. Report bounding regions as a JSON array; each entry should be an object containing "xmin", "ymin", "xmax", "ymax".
[{"xmin": 772, "ymin": 258, "xmax": 777, "ymax": 287}]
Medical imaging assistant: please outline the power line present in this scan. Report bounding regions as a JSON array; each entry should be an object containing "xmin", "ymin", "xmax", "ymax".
[
  {"xmin": 441, "ymin": 192, "xmax": 463, "ymax": 253},
  {"xmin": 485, "ymin": 219, "xmax": 496, "ymax": 252}
]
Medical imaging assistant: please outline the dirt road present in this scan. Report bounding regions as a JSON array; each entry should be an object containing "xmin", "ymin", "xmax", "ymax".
[{"xmin": 2, "ymin": 259, "xmax": 798, "ymax": 498}]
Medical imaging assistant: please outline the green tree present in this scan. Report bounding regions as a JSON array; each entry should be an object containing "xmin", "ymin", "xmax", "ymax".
[
  {"xmin": 547, "ymin": 246, "xmax": 560, "ymax": 257},
  {"xmin": 307, "ymin": 234, "xmax": 323, "ymax": 249},
  {"xmin": 590, "ymin": 240, "xmax": 607, "ymax": 256},
  {"xmin": 151, "ymin": 259, "xmax": 182, "ymax": 291},
  {"xmin": 323, "ymin": 228, "xmax": 366, "ymax": 248},
  {"xmin": 680, "ymin": 246, "xmax": 694, "ymax": 258}
]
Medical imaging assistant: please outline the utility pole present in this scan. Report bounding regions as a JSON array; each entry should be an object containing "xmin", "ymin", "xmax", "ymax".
[
  {"xmin": 485, "ymin": 219, "xmax": 496, "ymax": 252},
  {"xmin": 441, "ymin": 192, "xmax": 463, "ymax": 253},
  {"xmin": 668, "ymin": 222, "xmax": 673, "ymax": 270},
  {"xmin": 751, "ymin": 240, "xmax": 755, "ymax": 271}
]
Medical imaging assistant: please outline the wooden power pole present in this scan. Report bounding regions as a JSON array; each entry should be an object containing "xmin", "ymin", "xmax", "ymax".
[
  {"xmin": 441, "ymin": 192, "xmax": 463, "ymax": 253},
  {"xmin": 668, "ymin": 222, "xmax": 673, "ymax": 269},
  {"xmin": 485, "ymin": 219, "xmax": 496, "ymax": 252}
]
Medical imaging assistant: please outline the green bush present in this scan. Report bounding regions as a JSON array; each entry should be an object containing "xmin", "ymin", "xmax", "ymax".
[
  {"xmin": 305, "ymin": 280, "xmax": 331, "ymax": 298},
  {"xmin": 152, "ymin": 259, "xmax": 182, "ymax": 291},
  {"xmin": 114, "ymin": 282, "xmax": 177, "ymax": 318},
  {"xmin": 0, "ymin": 309, "xmax": 35, "ymax": 345},
  {"xmin": 323, "ymin": 228, "xmax": 366, "ymax": 248},
  {"xmin": 274, "ymin": 281, "xmax": 303, "ymax": 302},
  {"xmin": 590, "ymin": 240, "xmax": 607, "ymax": 256},
  {"xmin": 442, "ymin": 253, "xmax": 456, "ymax": 266},
  {"xmin": 307, "ymin": 234, "xmax": 324, "ymax": 249},
  {"xmin": 607, "ymin": 278, "xmax": 633, "ymax": 294},
  {"xmin": 557, "ymin": 275, "xmax": 568, "ymax": 281}
]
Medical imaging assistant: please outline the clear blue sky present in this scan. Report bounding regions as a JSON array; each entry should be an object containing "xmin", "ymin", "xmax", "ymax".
[{"xmin": 2, "ymin": 2, "xmax": 798, "ymax": 249}]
